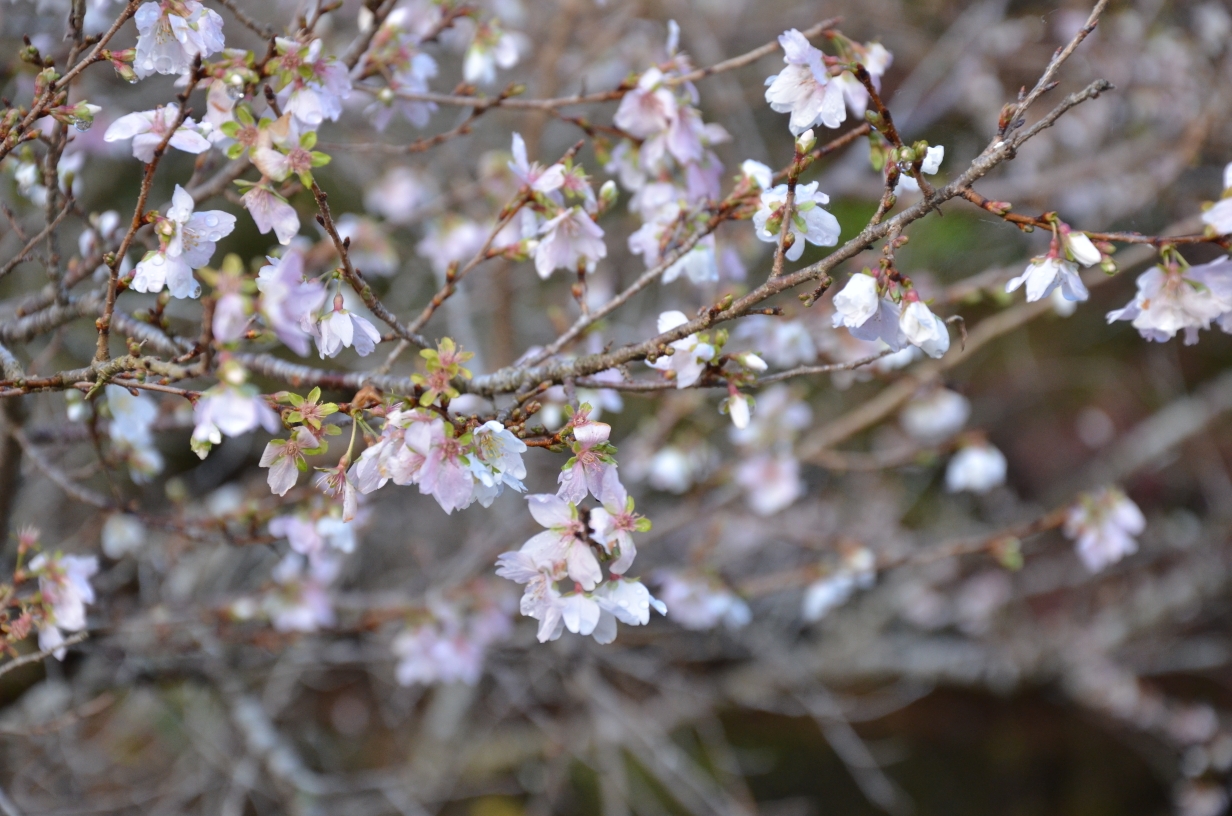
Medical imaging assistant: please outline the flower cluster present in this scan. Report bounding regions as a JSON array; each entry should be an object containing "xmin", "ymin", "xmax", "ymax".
[
  {"xmin": 1107, "ymin": 256, "xmax": 1232, "ymax": 345},
  {"xmin": 764, "ymin": 29, "xmax": 891, "ymax": 135}
]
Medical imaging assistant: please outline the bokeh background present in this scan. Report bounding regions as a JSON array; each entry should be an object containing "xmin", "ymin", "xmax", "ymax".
[{"xmin": 2, "ymin": 0, "xmax": 1232, "ymax": 814}]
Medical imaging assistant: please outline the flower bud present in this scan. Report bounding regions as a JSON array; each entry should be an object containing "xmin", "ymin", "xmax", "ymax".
[
  {"xmin": 795, "ymin": 128, "xmax": 816, "ymax": 154},
  {"xmin": 736, "ymin": 352, "xmax": 767, "ymax": 372}
]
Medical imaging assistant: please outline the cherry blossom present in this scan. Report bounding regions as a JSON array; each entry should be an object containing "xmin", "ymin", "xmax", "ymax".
[
  {"xmin": 304, "ymin": 294, "xmax": 382, "ymax": 359},
  {"xmin": 103, "ymin": 104, "xmax": 210, "ymax": 162},
  {"xmin": 392, "ymin": 601, "xmax": 512, "ymax": 686},
  {"xmin": 1064, "ymin": 487, "xmax": 1146, "ymax": 573},
  {"xmin": 614, "ymin": 68, "xmax": 678, "ymax": 138},
  {"xmin": 764, "ymin": 29, "xmax": 845, "ymax": 134},
  {"xmin": 1106, "ymin": 258, "xmax": 1232, "ymax": 344},
  {"xmin": 591, "ymin": 579, "xmax": 667, "ymax": 643},
  {"xmin": 468, "ymin": 421, "xmax": 529, "ymax": 507},
  {"xmin": 30, "ymin": 552, "xmax": 98, "ymax": 659},
  {"xmin": 269, "ymin": 39, "xmax": 352, "ymax": 129},
  {"xmin": 131, "ymin": 185, "xmax": 236, "ymax": 299},
  {"xmin": 753, "ymin": 181, "xmax": 841, "ymax": 261},
  {"xmin": 260, "ymin": 427, "xmax": 323, "ymax": 496},
  {"xmin": 946, "ymin": 443, "xmax": 1008, "ymax": 493},
  {"xmin": 256, "ymin": 251, "xmax": 325, "ymax": 356},
  {"xmin": 133, "ymin": 0, "xmax": 225, "ymax": 79},
  {"xmin": 556, "ymin": 408, "xmax": 617, "ymax": 505},
  {"xmin": 405, "ymin": 421, "xmax": 476, "ymax": 514},
  {"xmin": 898, "ymin": 298, "xmax": 951, "ymax": 358},
  {"xmin": 241, "ymin": 184, "xmax": 300, "ymax": 245},
  {"xmin": 520, "ymin": 494, "xmax": 602, "ymax": 589},
  {"xmin": 895, "ymin": 145, "xmax": 944, "ymax": 194},
  {"xmin": 191, "ymin": 362, "xmax": 281, "ymax": 458},
  {"xmin": 830, "ymin": 41, "xmax": 893, "ymax": 118},
  {"xmin": 364, "ymin": 166, "xmax": 436, "ymax": 224},
  {"xmin": 105, "ymin": 384, "xmax": 164, "ymax": 482},
  {"xmin": 508, "ymin": 132, "xmax": 565, "ymax": 194},
  {"xmin": 802, "ymin": 546, "xmax": 875, "ymax": 622},
  {"xmin": 264, "ymin": 552, "xmax": 338, "ymax": 632},
  {"xmin": 588, "ymin": 470, "xmax": 649, "ymax": 575},
  {"xmin": 533, "ymin": 207, "xmax": 607, "ymax": 279},
  {"xmin": 899, "ymin": 388, "xmax": 970, "ymax": 443},
  {"xmin": 1201, "ymin": 162, "xmax": 1232, "ymax": 235},
  {"xmin": 101, "ymin": 514, "xmax": 146, "ymax": 559},
  {"xmin": 654, "ymin": 571, "xmax": 750, "ymax": 631},
  {"xmin": 463, "ymin": 20, "xmax": 522, "ymax": 86},
  {"xmin": 735, "ymin": 452, "xmax": 803, "ymax": 515},
  {"xmin": 1006, "ymin": 257, "xmax": 1090, "ymax": 303},
  {"xmin": 647, "ymin": 310, "xmax": 715, "ymax": 388},
  {"xmin": 740, "ymin": 159, "xmax": 773, "ymax": 190},
  {"xmin": 831, "ymin": 273, "xmax": 881, "ymax": 329}
]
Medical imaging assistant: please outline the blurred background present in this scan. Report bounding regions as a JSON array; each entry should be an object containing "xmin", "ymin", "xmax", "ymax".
[{"xmin": 2, "ymin": 0, "xmax": 1232, "ymax": 814}]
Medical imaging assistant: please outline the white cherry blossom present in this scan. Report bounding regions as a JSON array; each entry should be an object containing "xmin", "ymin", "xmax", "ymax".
[
  {"xmin": 647, "ymin": 310, "xmax": 715, "ymax": 388},
  {"xmin": 1064, "ymin": 487, "xmax": 1145, "ymax": 573},
  {"xmin": 103, "ymin": 104, "xmax": 210, "ymax": 162},
  {"xmin": 764, "ymin": 28, "xmax": 845, "ymax": 134},
  {"xmin": 752, "ymin": 181, "xmax": 841, "ymax": 261},
  {"xmin": 533, "ymin": 207, "xmax": 607, "ymax": 279},
  {"xmin": 946, "ymin": 443, "xmax": 1008, "ymax": 493},
  {"xmin": 133, "ymin": 0, "xmax": 225, "ymax": 79}
]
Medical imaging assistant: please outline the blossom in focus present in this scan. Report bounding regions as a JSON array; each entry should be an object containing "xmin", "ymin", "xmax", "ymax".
[
  {"xmin": 831, "ymin": 273, "xmax": 881, "ymax": 330},
  {"xmin": 30, "ymin": 552, "xmax": 98, "ymax": 659},
  {"xmin": 764, "ymin": 29, "xmax": 845, "ymax": 134},
  {"xmin": 131, "ymin": 185, "xmax": 236, "ymax": 299},
  {"xmin": 556, "ymin": 408, "xmax": 617, "ymax": 504},
  {"xmin": 830, "ymin": 41, "xmax": 893, "ymax": 118},
  {"xmin": 945, "ymin": 443, "xmax": 1008, "ymax": 493},
  {"xmin": 403, "ymin": 420, "xmax": 476, "ymax": 514},
  {"xmin": 270, "ymin": 38, "xmax": 352, "ymax": 129},
  {"xmin": 895, "ymin": 145, "xmax": 944, "ymax": 194},
  {"xmin": 133, "ymin": 0, "xmax": 225, "ymax": 79},
  {"xmin": 260, "ymin": 426, "xmax": 324, "ymax": 496},
  {"xmin": 241, "ymin": 184, "xmax": 300, "ymax": 245},
  {"xmin": 654, "ymin": 571, "xmax": 750, "ymax": 631},
  {"xmin": 468, "ymin": 421, "xmax": 529, "ymax": 507},
  {"xmin": 647, "ymin": 310, "xmax": 715, "ymax": 388},
  {"xmin": 752, "ymin": 181, "xmax": 841, "ymax": 261},
  {"xmin": 103, "ymin": 104, "xmax": 210, "ymax": 162},
  {"xmin": 591, "ymin": 578, "xmax": 666, "ymax": 643},
  {"xmin": 614, "ymin": 68, "xmax": 678, "ymax": 138},
  {"xmin": 900, "ymin": 388, "xmax": 970, "ymax": 443},
  {"xmin": 533, "ymin": 207, "xmax": 607, "ymax": 279},
  {"xmin": 1006, "ymin": 257, "xmax": 1090, "ymax": 304},
  {"xmin": 588, "ymin": 469, "xmax": 649, "ymax": 576},
  {"xmin": 898, "ymin": 299, "xmax": 950, "ymax": 358},
  {"xmin": 304, "ymin": 294, "xmax": 382, "ymax": 359},
  {"xmin": 1064, "ymin": 487, "xmax": 1145, "ymax": 572}
]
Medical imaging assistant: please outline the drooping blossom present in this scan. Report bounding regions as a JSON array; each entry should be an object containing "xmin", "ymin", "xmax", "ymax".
[
  {"xmin": 210, "ymin": 255, "xmax": 251, "ymax": 343},
  {"xmin": 832, "ymin": 273, "xmax": 881, "ymax": 330},
  {"xmin": 588, "ymin": 469, "xmax": 649, "ymax": 576},
  {"xmin": 647, "ymin": 310, "xmax": 715, "ymax": 388},
  {"xmin": 802, "ymin": 545, "xmax": 875, "ymax": 622},
  {"xmin": 518, "ymin": 494, "xmax": 602, "ymax": 590},
  {"xmin": 1064, "ymin": 487, "xmax": 1146, "ymax": 573},
  {"xmin": 103, "ymin": 104, "xmax": 210, "ymax": 162},
  {"xmin": 1106, "ymin": 258, "xmax": 1232, "ymax": 344},
  {"xmin": 241, "ymin": 184, "xmax": 300, "ymax": 245},
  {"xmin": 723, "ymin": 391, "xmax": 753, "ymax": 430},
  {"xmin": 654, "ymin": 571, "xmax": 750, "ymax": 631},
  {"xmin": 533, "ymin": 207, "xmax": 607, "ymax": 279},
  {"xmin": 361, "ymin": 7, "xmax": 440, "ymax": 129},
  {"xmin": 946, "ymin": 443, "xmax": 1008, "ymax": 493},
  {"xmin": 303, "ymin": 294, "xmax": 382, "ymax": 359},
  {"xmin": 133, "ymin": 0, "xmax": 225, "ymax": 79},
  {"xmin": 764, "ymin": 29, "xmax": 845, "ymax": 134},
  {"xmin": 131, "ymin": 185, "xmax": 236, "ymax": 299},
  {"xmin": 899, "ymin": 388, "xmax": 970, "ymax": 443},
  {"xmin": 191, "ymin": 361, "xmax": 281, "ymax": 458},
  {"xmin": 898, "ymin": 298, "xmax": 951, "ymax": 358},
  {"xmin": 752, "ymin": 181, "xmax": 841, "ymax": 261},
  {"xmin": 260, "ymin": 426, "xmax": 323, "ymax": 496},
  {"xmin": 829, "ymin": 40, "xmax": 893, "ymax": 118},
  {"xmin": 30, "ymin": 551, "xmax": 98, "ymax": 659},
  {"xmin": 740, "ymin": 159, "xmax": 773, "ymax": 190}
]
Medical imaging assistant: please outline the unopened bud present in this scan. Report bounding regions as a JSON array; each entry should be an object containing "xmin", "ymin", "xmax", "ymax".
[
  {"xmin": 597, "ymin": 179, "xmax": 618, "ymax": 213},
  {"xmin": 795, "ymin": 128, "xmax": 816, "ymax": 154}
]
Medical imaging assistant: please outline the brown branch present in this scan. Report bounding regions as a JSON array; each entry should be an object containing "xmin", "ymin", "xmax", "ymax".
[{"xmin": 0, "ymin": 631, "xmax": 89, "ymax": 679}]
